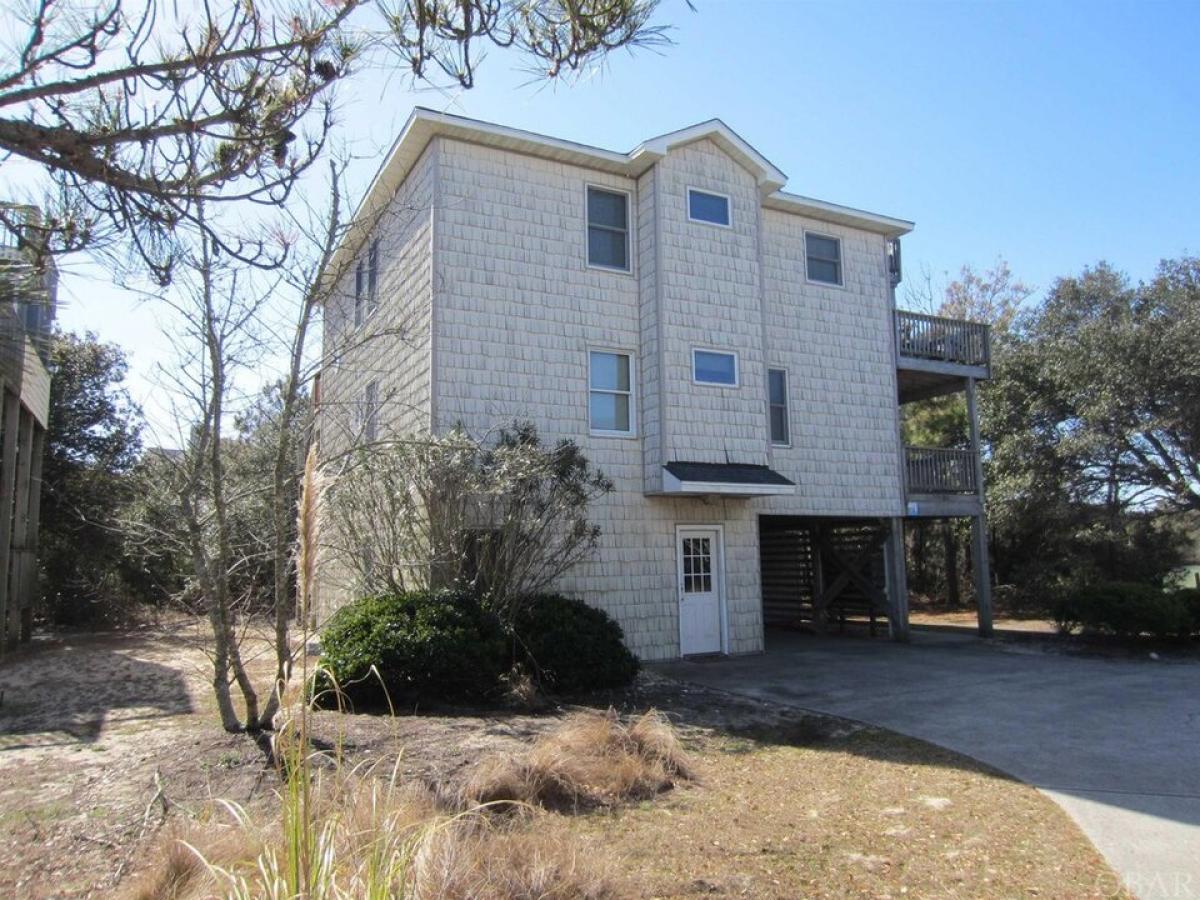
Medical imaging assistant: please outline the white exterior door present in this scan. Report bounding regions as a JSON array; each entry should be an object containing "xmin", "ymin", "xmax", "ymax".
[{"xmin": 677, "ymin": 527, "xmax": 724, "ymax": 655}]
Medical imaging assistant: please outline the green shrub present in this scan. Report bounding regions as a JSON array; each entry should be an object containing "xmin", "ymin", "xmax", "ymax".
[
  {"xmin": 1174, "ymin": 587, "xmax": 1200, "ymax": 636},
  {"xmin": 313, "ymin": 589, "xmax": 508, "ymax": 710},
  {"xmin": 1055, "ymin": 581, "xmax": 1191, "ymax": 639},
  {"xmin": 513, "ymin": 594, "xmax": 639, "ymax": 694}
]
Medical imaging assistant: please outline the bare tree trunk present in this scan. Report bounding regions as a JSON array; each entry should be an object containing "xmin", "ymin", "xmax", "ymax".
[{"xmin": 255, "ymin": 164, "xmax": 344, "ymax": 731}]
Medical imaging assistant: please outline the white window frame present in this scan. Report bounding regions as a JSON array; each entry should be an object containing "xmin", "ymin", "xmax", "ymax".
[
  {"xmin": 804, "ymin": 230, "xmax": 844, "ymax": 287},
  {"xmin": 767, "ymin": 366, "xmax": 790, "ymax": 447},
  {"xmin": 691, "ymin": 347, "xmax": 740, "ymax": 388},
  {"xmin": 584, "ymin": 184, "xmax": 633, "ymax": 275},
  {"xmin": 686, "ymin": 186, "xmax": 732, "ymax": 228},
  {"xmin": 587, "ymin": 347, "xmax": 637, "ymax": 437}
]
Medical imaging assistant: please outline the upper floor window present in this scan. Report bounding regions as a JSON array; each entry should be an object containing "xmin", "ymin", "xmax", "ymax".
[
  {"xmin": 363, "ymin": 380, "xmax": 379, "ymax": 442},
  {"xmin": 586, "ymin": 186, "xmax": 630, "ymax": 272},
  {"xmin": 768, "ymin": 368, "xmax": 789, "ymax": 445},
  {"xmin": 805, "ymin": 233, "xmax": 842, "ymax": 286},
  {"xmin": 687, "ymin": 188, "xmax": 730, "ymax": 227},
  {"xmin": 367, "ymin": 239, "xmax": 380, "ymax": 315},
  {"xmin": 693, "ymin": 349, "xmax": 738, "ymax": 387},
  {"xmin": 589, "ymin": 350, "xmax": 634, "ymax": 435},
  {"xmin": 353, "ymin": 259, "xmax": 365, "ymax": 326}
]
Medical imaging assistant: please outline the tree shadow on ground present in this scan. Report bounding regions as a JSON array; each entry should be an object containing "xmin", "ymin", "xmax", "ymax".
[{"xmin": 0, "ymin": 632, "xmax": 195, "ymax": 751}]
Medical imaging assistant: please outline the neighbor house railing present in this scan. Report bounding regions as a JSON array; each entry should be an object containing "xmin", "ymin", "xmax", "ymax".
[
  {"xmin": 904, "ymin": 446, "xmax": 978, "ymax": 495},
  {"xmin": 896, "ymin": 310, "xmax": 991, "ymax": 368}
]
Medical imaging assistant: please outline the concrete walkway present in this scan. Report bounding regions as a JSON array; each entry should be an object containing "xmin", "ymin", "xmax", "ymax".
[{"xmin": 656, "ymin": 629, "xmax": 1200, "ymax": 899}]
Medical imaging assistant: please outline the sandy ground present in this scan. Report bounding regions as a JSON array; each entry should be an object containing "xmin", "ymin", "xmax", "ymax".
[{"xmin": 0, "ymin": 623, "xmax": 1126, "ymax": 898}]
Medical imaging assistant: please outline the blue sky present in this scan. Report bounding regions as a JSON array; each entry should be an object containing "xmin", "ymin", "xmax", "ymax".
[{"xmin": 50, "ymin": 0, "xmax": 1200, "ymax": 438}]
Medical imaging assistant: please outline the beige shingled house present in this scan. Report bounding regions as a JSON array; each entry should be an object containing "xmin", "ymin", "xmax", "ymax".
[{"xmin": 315, "ymin": 109, "xmax": 992, "ymax": 660}]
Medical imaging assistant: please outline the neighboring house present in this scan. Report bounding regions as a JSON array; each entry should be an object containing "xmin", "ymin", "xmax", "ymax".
[
  {"xmin": 0, "ymin": 203, "xmax": 55, "ymax": 653},
  {"xmin": 315, "ymin": 109, "xmax": 992, "ymax": 661}
]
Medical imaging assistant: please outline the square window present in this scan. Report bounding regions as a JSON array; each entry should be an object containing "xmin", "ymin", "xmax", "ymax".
[
  {"xmin": 805, "ymin": 233, "xmax": 842, "ymax": 285},
  {"xmin": 586, "ymin": 187, "xmax": 629, "ymax": 271},
  {"xmin": 693, "ymin": 349, "xmax": 738, "ymax": 387},
  {"xmin": 589, "ymin": 350, "xmax": 634, "ymax": 434},
  {"xmin": 687, "ymin": 189, "xmax": 731, "ymax": 226}
]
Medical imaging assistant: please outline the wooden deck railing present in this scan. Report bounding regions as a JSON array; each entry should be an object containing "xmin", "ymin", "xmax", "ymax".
[
  {"xmin": 905, "ymin": 446, "xmax": 978, "ymax": 495},
  {"xmin": 896, "ymin": 310, "xmax": 991, "ymax": 368}
]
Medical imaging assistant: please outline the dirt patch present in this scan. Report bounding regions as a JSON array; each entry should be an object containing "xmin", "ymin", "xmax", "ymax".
[{"xmin": 0, "ymin": 625, "xmax": 1129, "ymax": 898}]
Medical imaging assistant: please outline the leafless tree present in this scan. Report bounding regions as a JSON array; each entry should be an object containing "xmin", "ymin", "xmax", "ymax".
[{"xmin": 324, "ymin": 422, "xmax": 612, "ymax": 623}]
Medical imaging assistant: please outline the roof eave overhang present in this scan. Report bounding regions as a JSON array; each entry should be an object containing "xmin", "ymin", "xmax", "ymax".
[
  {"xmin": 763, "ymin": 191, "xmax": 914, "ymax": 238},
  {"xmin": 320, "ymin": 108, "xmax": 913, "ymax": 293}
]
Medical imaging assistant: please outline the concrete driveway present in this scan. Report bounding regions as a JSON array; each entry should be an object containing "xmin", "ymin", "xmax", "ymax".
[{"xmin": 656, "ymin": 629, "xmax": 1200, "ymax": 899}]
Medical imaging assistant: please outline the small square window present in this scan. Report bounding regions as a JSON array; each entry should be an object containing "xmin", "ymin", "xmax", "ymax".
[
  {"xmin": 693, "ymin": 349, "xmax": 738, "ymax": 387},
  {"xmin": 586, "ymin": 187, "xmax": 630, "ymax": 271},
  {"xmin": 687, "ymin": 189, "xmax": 730, "ymax": 226},
  {"xmin": 806, "ymin": 233, "xmax": 842, "ymax": 285},
  {"xmin": 589, "ymin": 350, "xmax": 634, "ymax": 434},
  {"xmin": 768, "ymin": 368, "xmax": 789, "ymax": 445}
]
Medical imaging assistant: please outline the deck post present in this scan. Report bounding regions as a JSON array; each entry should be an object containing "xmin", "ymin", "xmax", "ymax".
[
  {"xmin": 885, "ymin": 517, "xmax": 910, "ymax": 641},
  {"xmin": 965, "ymin": 378, "xmax": 994, "ymax": 637}
]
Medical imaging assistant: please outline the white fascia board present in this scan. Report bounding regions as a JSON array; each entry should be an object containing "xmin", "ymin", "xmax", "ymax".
[
  {"xmin": 634, "ymin": 119, "xmax": 788, "ymax": 192},
  {"xmin": 764, "ymin": 191, "xmax": 914, "ymax": 237}
]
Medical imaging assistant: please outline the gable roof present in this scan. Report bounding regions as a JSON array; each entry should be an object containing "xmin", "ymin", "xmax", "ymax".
[{"xmin": 325, "ymin": 108, "xmax": 913, "ymax": 289}]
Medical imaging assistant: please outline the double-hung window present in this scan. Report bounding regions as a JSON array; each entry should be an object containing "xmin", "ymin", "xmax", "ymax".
[
  {"xmin": 367, "ymin": 239, "xmax": 380, "ymax": 316},
  {"xmin": 805, "ymin": 232, "xmax": 843, "ymax": 285},
  {"xmin": 687, "ymin": 188, "xmax": 731, "ymax": 227},
  {"xmin": 586, "ymin": 187, "xmax": 630, "ymax": 271},
  {"xmin": 768, "ymin": 368, "xmax": 789, "ymax": 445},
  {"xmin": 589, "ymin": 350, "xmax": 634, "ymax": 435},
  {"xmin": 353, "ymin": 259, "xmax": 365, "ymax": 326},
  {"xmin": 693, "ymin": 349, "xmax": 738, "ymax": 387}
]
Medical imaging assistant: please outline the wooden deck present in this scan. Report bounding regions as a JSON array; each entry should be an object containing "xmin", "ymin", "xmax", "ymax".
[{"xmin": 895, "ymin": 310, "xmax": 991, "ymax": 402}]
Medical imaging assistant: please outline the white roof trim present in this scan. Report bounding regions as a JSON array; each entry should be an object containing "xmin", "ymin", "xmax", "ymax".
[
  {"xmin": 764, "ymin": 191, "xmax": 913, "ymax": 238},
  {"xmin": 633, "ymin": 119, "xmax": 787, "ymax": 192},
  {"xmin": 323, "ymin": 108, "xmax": 913, "ymax": 291}
]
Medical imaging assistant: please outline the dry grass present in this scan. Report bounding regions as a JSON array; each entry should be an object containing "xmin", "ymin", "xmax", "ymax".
[
  {"xmin": 129, "ymin": 768, "xmax": 613, "ymax": 900},
  {"xmin": 458, "ymin": 708, "xmax": 692, "ymax": 812}
]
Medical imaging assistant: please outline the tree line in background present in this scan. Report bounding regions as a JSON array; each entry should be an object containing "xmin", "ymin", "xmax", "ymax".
[
  {"xmin": 904, "ymin": 256, "xmax": 1200, "ymax": 616},
  {"xmin": 40, "ymin": 252, "xmax": 1199, "ymax": 633},
  {"xmin": 10, "ymin": 0, "xmax": 672, "ymax": 734}
]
